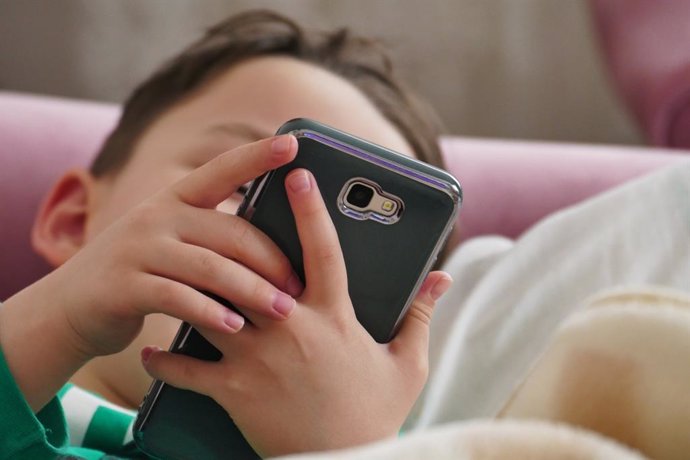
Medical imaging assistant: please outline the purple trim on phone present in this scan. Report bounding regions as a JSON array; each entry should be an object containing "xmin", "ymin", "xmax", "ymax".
[{"xmin": 300, "ymin": 131, "xmax": 454, "ymax": 193}]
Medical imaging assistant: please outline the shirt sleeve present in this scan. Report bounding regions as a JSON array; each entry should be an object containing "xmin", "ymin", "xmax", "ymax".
[
  {"xmin": 0, "ymin": 339, "xmax": 107, "ymax": 459},
  {"xmin": 58, "ymin": 383, "xmax": 137, "ymax": 453}
]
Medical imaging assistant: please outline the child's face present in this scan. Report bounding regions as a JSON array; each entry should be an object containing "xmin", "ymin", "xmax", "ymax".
[
  {"xmin": 78, "ymin": 56, "xmax": 416, "ymax": 405},
  {"xmin": 90, "ymin": 56, "xmax": 413, "ymax": 229}
]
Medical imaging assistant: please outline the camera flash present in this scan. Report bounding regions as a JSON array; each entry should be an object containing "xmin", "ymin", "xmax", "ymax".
[{"xmin": 381, "ymin": 200, "xmax": 395, "ymax": 212}]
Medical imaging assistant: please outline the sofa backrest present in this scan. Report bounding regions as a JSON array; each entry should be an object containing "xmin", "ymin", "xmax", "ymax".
[{"xmin": 1, "ymin": 91, "xmax": 686, "ymax": 300}]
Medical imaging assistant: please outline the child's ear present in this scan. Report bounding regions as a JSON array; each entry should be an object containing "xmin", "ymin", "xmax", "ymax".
[{"xmin": 32, "ymin": 169, "xmax": 97, "ymax": 267}]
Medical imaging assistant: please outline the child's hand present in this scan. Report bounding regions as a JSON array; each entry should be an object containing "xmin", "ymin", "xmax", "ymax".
[
  {"xmin": 0, "ymin": 135, "xmax": 301, "ymax": 410},
  {"xmin": 55, "ymin": 135, "xmax": 302, "ymax": 356},
  {"xmin": 142, "ymin": 168, "xmax": 453, "ymax": 457}
]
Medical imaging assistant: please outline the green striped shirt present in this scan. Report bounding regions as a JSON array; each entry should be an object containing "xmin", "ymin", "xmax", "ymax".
[
  {"xmin": 58, "ymin": 383, "xmax": 137, "ymax": 454},
  {"xmin": 0, "ymin": 343, "xmax": 146, "ymax": 459}
]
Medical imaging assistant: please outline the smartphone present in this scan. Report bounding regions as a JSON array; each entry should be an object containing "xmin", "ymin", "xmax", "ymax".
[{"xmin": 133, "ymin": 118, "xmax": 462, "ymax": 459}]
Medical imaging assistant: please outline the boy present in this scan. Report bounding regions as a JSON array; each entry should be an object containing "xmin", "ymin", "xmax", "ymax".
[{"xmin": 0, "ymin": 10, "xmax": 453, "ymax": 459}]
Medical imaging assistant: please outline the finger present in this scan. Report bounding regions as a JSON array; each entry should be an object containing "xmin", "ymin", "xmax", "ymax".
[
  {"xmin": 177, "ymin": 207, "xmax": 303, "ymax": 297},
  {"xmin": 390, "ymin": 272, "xmax": 452, "ymax": 358},
  {"xmin": 141, "ymin": 346, "xmax": 221, "ymax": 397},
  {"xmin": 138, "ymin": 274, "xmax": 246, "ymax": 333},
  {"xmin": 172, "ymin": 135, "xmax": 297, "ymax": 209},
  {"xmin": 284, "ymin": 169, "xmax": 348, "ymax": 301},
  {"xmin": 146, "ymin": 240, "xmax": 296, "ymax": 325}
]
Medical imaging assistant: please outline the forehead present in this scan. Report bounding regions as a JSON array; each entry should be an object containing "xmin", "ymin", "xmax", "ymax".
[{"xmin": 147, "ymin": 56, "xmax": 414, "ymax": 156}]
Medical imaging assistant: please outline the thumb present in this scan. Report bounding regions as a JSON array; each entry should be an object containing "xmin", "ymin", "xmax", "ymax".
[
  {"xmin": 141, "ymin": 346, "xmax": 219, "ymax": 397},
  {"xmin": 391, "ymin": 272, "xmax": 452, "ymax": 357}
]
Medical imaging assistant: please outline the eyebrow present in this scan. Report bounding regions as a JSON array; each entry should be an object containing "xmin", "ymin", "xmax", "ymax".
[{"xmin": 206, "ymin": 122, "xmax": 274, "ymax": 142}]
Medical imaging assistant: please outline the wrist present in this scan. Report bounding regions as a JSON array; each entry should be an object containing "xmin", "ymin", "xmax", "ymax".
[{"xmin": 0, "ymin": 275, "xmax": 91, "ymax": 411}]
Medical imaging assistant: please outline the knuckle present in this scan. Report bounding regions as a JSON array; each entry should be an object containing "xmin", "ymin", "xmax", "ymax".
[
  {"xmin": 331, "ymin": 311, "xmax": 353, "ymax": 337},
  {"xmin": 408, "ymin": 302, "xmax": 434, "ymax": 326},
  {"xmin": 229, "ymin": 217, "xmax": 254, "ymax": 252},
  {"xmin": 194, "ymin": 294, "xmax": 218, "ymax": 323},
  {"xmin": 250, "ymin": 278, "xmax": 271, "ymax": 310},
  {"xmin": 315, "ymin": 242, "xmax": 342, "ymax": 267},
  {"xmin": 195, "ymin": 250, "xmax": 223, "ymax": 282},
  {"xmin": 219, "ymin": 371, "xmax": 240, "ymax": 395},
  {"xmin": 109, "ymin": 234, "xmax": 139, "ymax": 263},
  {"xmin": 214, "ymin": 148, "xmax": 237, "ymax": 171},
  {"xmin": 299, "ymin": 199, "xmax": 324, "ymax": 221},
  {"xmin": 178, "ymin": 359, "xmax": 197, "ymax": 386},
  {"xmin": 153, "ymin": 280, "xmax": 183, "ymax": 308},
  {"xmin": 126, "ymin": 202, "xmax": 162, "ymax": 234},
  {"xmin": 276, "ymin": 259, "xmax": 294, "ymax": 282},
  {"xmin": 217, "ymin": 368, "xmax": 249, "ymax": 406}
]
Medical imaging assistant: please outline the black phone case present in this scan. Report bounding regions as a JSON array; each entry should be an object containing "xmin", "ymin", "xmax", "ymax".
[{"xmin": 133, "ymin": 118, "xmax": 462, "ymax": 459}]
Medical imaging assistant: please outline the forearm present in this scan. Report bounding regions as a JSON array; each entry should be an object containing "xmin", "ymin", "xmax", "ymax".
[{"xmin": 0, "ymin": 274, "xmax": 90, "ymax": 411}]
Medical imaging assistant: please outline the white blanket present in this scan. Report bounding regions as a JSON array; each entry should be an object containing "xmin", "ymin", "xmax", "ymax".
[{"xmin": 409, "ymin": 161, "xmax": 690, "ymax": 428}]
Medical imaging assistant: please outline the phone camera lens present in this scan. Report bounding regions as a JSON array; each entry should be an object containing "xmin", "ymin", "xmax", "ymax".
[{"xmin": 346, "ymin": 183, "xmax": 374, "ymax": 208}]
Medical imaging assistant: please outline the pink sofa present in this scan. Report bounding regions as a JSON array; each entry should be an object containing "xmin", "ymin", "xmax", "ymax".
[
  {"xmin": 591, "ymin": 0, "xmax": 690, "ymax": 149},
  {"xmin": 1, "ymin": 91, "xmax": 687, "ymax": 300}
]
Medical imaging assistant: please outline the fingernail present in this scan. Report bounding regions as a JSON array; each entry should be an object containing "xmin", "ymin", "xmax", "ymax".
[
  {"xmin": 430, "ymin": 276, "xmax": 453, "ymax": 301},
  {"xmin": 286, "ymin": 170, "xmax": 311, "ymax": 193},
  {"xmin": 286, "ymin": 273, "xmax": 304, "ymax": 297},
  {"xmin": 224, "ymin": 311, "xmax": 245, "ymax": 332},
  {"xmin": 141, "ymin": 346, "xmax": 160, "ymax": 363},
  {"xmin": 272, "ymin": 135, "xmax": 293, "ymax": 155},
  {"xmin": 272, "ymin": 291, "xmax": 296, "ymax": 318}
]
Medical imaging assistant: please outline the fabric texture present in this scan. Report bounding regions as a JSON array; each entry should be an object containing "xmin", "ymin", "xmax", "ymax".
[
  {"xmin": 58, "ymin": 384, "xmax": 136, "ymax": 453},
  {"xmin": 0, "ymin": 342, "xmax": 103, "ymax": 459},
  {"xmin": 0, "ymin": 333, "xmax": 141, "ymax": 459},
  {"xmin": 410, "ymin": 161, "xmax": 690, "ymax": 428},
  {"xmin": 278, "ymin": 419, "xmax": 645, "ymax": 460},
  {"xmin": 500, "ymin": 286, "xmax": 690, "ymax": 459}
]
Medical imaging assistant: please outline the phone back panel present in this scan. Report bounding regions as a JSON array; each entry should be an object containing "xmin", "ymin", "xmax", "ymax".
[{"xmin": 133, "ymin": 119, "xmax": 461, "ymax": 459}]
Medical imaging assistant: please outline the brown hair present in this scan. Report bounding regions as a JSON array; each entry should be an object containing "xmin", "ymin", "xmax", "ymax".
[{"xmin": 90, "ymin": 9, "xmax": 444, "ymax": 176}]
